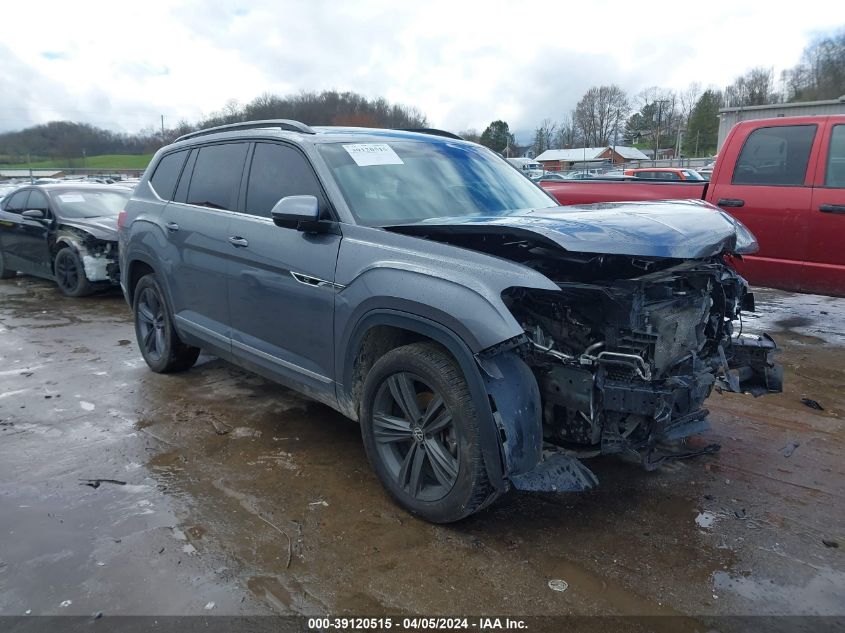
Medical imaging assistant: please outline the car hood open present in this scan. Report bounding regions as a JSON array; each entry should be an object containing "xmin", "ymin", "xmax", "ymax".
[{"xmin": 385, "ymin": 199, "xmax": 748, "ymax": 259}]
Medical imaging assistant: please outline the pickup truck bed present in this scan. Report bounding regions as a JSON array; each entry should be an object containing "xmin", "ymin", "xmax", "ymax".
[{"xmin": 540, "ymin": 115, "xmax": 845, "ymax": 297}]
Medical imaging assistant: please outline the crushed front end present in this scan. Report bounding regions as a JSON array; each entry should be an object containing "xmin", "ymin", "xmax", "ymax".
[{"xmin": 503, "ymin": 255, "xmax": 782, "ymax": 477}]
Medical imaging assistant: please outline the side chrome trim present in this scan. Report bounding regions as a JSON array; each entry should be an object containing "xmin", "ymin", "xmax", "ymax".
[
  {"xmin": 290, "ymin": 271, "xmax": 346, "ymax": 291},
  {"xmin": 231, "ymin": 339, "xmax": 332, "ymax": 384}
]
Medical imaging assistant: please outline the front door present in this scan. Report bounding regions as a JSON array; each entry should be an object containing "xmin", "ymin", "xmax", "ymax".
[
  {"xmin": 709, "ymin": 124, "xmax": 820, "ymax": 291},
  {"xmin": 0, "ymin": 189, "xmax": 34, "ymax": 273},
  {"xmin": 227, "ymin": 142, "xmax": 341, "ymax": 399},
  {"xmin": 805, "ymin": 122, "xmax": 845, "ymax": 295},
  {"xmin": 162, "ymin": 142, "xmax": 249, "ymax": 353}
]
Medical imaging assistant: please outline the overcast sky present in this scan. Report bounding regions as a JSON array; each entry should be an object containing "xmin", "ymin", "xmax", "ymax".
[{"xmin": 0, "ymin": 0, "xmax": 840, "ymax": 140}]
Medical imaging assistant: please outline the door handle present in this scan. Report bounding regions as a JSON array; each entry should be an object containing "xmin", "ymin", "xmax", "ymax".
[
  {"xmin": 717, "ymin": 198, "xmax": 745, "ymax": 208},
  {"xmin": 165, "ymin": 222, "xmax": 180, "ymax": 232},
  {"xmin": 820, "ymin": 204, "xmax": 845, "ymax": 214},
  {"xmin": 228, "ymin": 236, "xmax": 249, "ymax": 248}
]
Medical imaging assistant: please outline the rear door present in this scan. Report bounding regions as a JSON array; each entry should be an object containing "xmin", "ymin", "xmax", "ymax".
[
  {"xmin": 0, "ymin": 189, "xmax": 31, "ymax": 272},
  {"xmin": 227, "ymin": 141, "xmax": 341, "ymax": 399},
  {"xmin": 161, "ymin": 142, "xmax": 248, "ymax": 354},
  {"xmin": 806, "ymin": 120, "xmax": 845, "ymax": 295},
  {"xmin": 709, "ymin": 123, "xmax": 821, "ymax": 291}
]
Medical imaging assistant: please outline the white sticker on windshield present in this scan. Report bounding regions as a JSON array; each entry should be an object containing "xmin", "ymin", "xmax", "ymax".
[
  {"xmin": 343, "ymin": 143, "xmax": 404, "ymax": 167},
  {"xmin": 58, "ymin": 194, "xmax": 85, "ymax": 203}
]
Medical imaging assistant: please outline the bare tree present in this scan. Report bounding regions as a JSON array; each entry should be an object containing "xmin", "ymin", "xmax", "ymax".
[
  {"xmin": 458, "ymin": 129, "xmax": 481, "ymax": 143},
  {"xmin": 573, "ymin": 85, "xmax": 630, "ymax": 147},
  {"xmin": 724, "ymin": 67, "xmax": 777, "ymax": 107},
  {"xmin": 631, "ymin": 87, "xmax": 678, "ymax": 158},
  {"xmin": 532, "ymin": 119, "xmax": 558, "ymax": 155},
  {"xmin": 679, "ymin": 82, "xmax": 702, "ymax": 125},
  {"xmin": 553, "ymin": 111, "xmax": 579, "ymax": 148}
]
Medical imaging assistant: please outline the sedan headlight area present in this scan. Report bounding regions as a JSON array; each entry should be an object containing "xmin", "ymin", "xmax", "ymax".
[{"xmin": 719, "ymin": 211, "xmax": 759, "ymax": 255}]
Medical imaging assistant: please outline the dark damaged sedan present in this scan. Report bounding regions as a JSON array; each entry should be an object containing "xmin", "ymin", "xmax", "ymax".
[
  {"xmin": 0, "ymin": 184, "xmax": 128, "ymax": 296},
  {"xmin": 119, "ymin": 122, "xmax": 783, "ymax": 522}
]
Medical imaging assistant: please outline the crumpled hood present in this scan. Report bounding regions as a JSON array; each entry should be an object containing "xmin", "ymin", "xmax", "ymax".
[
  {"xmin": 387, "ymin": 199, "xmax": 753, "ymax": 259},
  {"xmin": 58, "ymin": 216, "xmax": 118, "ymax": 241}
]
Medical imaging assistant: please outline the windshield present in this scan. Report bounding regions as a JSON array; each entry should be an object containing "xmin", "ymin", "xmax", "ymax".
[
  {"xmin": 318, "ymin": 140, "xmax": 557, "ymax": 225},
  {"xmin": 51, "ymin": 189, "xmax": 130, "ymax": 218}
]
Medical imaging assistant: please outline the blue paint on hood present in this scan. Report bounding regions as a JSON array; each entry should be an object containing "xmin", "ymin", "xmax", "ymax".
[{"xmin": 388, "ymin": 199, "xmax": 757, "ymax": 259}]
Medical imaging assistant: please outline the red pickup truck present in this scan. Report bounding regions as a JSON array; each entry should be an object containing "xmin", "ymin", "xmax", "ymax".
[{"xmin": 541, "ymin": 115, "xmax": 845, "ymax": 296}]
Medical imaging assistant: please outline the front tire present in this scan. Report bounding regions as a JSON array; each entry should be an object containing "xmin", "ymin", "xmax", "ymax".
[
  {"xmin": 360, "ymin": 342, "xmax": 497, "ymax": 523},
  {"xmin": 54, "ymin": 247, "xmax": 94, "ymax": 297},
  {"xmin": 133, "ymin": 273, "xmax": 200, "ymax": 373},
  {"xmin": 0, "ymin": 247, "xmax": 16, "ymax": 279}
]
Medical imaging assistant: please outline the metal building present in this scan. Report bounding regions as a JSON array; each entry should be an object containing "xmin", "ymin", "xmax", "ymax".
[{"xmin": 717, "ymin": 95, "xmax": 845, "ymax": 150}]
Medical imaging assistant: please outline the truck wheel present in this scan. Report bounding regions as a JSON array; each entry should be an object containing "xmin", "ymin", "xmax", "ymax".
[
  {"xmin": 360, "ymin": 342, "xmax": 497, "ymax": 523},
  {"xmin": 54, "ymin": 248, "xmax": 94, "ymax": 297},
  {"xmin": 133, "ymin": 273, "xmax": 200, "ymax": 373},
  {"xmin": 0, "ymin": 248, "xmax": 17, "ymax": 279}
]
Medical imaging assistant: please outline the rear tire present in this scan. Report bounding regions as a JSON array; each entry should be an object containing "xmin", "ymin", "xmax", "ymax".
[
  {"xmin": 360, "ymin": 342, "xmax": 497, "ymax": 523},
  {"xmin": 54, "ymin": 247, "xmax": 94, "ymax": 297},
  {"xmin": 133, "ymin": 273, "xmax": 200, "ymax": 373},
  {"xmin": 0, "ymin": 247, "xmax": 18, "ymax": 279}
]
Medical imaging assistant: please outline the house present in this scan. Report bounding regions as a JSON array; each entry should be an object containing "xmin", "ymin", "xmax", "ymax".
[{"xmin": 534, "ymin": 146, "xmax": 648, "ymax": 171}]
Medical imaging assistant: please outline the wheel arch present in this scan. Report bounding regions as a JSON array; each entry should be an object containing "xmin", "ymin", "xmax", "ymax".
[
  {"xmin": 341, "ymin": 309, "xmax": 517, "ymax": 491},
  {"xmin": 125, "ymin": 256, "xmax": 158, "ymax": 306}
]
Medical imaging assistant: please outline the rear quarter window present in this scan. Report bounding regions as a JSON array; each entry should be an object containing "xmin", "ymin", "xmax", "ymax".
[
  {"xmin": 732, "ymin": 125, "xmax": 816, "ymax": 186},
  {"xmin": 150, "ymin": 150, "xmax": 188, "ymax": 200}
]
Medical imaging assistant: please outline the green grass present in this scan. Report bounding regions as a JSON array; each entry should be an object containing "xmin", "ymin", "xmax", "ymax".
[{"xmin": 3, "ymin": 153, "xmax": 153, "ymax": 170}]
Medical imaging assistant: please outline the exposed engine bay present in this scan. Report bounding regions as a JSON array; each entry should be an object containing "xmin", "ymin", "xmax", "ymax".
[
  {"xmin": 390, "ymin": 224, "xmax": 784, "ymax": 475},
  {"xmin": 504, "ymin": 253, "xmax": 783, "ymax": 469}
]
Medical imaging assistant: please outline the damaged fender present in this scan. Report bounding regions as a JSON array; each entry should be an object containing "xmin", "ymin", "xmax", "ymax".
[{"xmin": 53, "ymin": 227, "xmax": 119, "ymax": 284}]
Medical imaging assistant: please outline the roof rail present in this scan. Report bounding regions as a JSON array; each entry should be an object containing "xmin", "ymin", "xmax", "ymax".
[
  {"xmin": 397, "ymin": 128, "xmax": 464, "ymax": 141},
  {"xmin": 175, "ymin": 119, "xmax": 316, "ymax": 142}
]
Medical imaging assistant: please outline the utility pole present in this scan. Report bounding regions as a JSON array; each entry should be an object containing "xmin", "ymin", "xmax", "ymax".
[
  {"xmin": 654, "ymin": 101, "xmax": 662, "ymax": 167},
  {"xmin": 161, "ymin": 115, "xmax": 165, "ymax": 137}
]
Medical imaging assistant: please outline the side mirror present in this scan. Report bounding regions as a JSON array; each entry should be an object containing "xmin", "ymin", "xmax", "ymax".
[
  {"xmin": 22, "ymin": 209, "xmax": 45, "ymax": 220},
  {"xmin": 270, "ymin": 195, "xmax": 319, "ymax": 229}
]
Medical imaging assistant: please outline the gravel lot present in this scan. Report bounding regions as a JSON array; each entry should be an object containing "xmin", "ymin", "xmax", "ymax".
[{"xmin": 0, "ymin": 276, "xmax": 843, "ymax": 625}]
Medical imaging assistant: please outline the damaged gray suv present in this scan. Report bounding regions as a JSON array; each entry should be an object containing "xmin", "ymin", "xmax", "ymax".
[{"xmin": 119, "ymin": 120, "xmax": 783, "ymax": 523}]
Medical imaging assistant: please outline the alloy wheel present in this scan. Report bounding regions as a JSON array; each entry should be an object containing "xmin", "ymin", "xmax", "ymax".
[
  {"xmin": 372, "ymin": 372, "xmax": 459, "ymax": 502},
  {"xmin": 136, "ymin": 287, "xmax": 166, "ymax": 362},
  {"xmin": 56, "ymin": 253, "xmax": 79, "ymax": 293}
]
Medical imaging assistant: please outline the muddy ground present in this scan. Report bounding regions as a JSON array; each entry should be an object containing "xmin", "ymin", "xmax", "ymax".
[{"xmin": 0, "ymin": 277, "xmax": 843, "ymax": 626}]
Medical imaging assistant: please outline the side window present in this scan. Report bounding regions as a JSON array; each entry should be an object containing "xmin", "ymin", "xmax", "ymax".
[
  {"xmin": 173, "ymin": 149, "xmax": 198, "ymax": 203},
  {"xmin": 733, "ymin": 125, "xmax": 816, "ymax": 186},
  {"xmin": 825, "ymin": 125, "xmax": 845, "ymax": 188},
  {"xmin": 4, "ymin": 190, "xmax": 30, "ymax": 214},
  {"xmin": 660, "ymin": 171, "xmax": 681, "ymax": 181},
  {"xmin": 187, "ymin": 143, "xmax": 249, "ymax": 211},
  {"xmin": 26, "ymin": 190, "xmax": 50, "ymax": 216},
  {"xmin": 150, "ymin": 150, "xmax": 188, "ymax": 200},
  {"xmin": 244, "ymin": 143, "xmax": 326, "ymax": 218}
]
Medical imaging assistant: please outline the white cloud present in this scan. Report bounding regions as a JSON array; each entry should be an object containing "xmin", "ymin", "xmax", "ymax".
[{"xmin": 0, "ymin": 0, "xmax": 839, "ymax": 135}]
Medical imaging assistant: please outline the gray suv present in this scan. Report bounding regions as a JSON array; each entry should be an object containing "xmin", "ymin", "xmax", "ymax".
[{"xmin": 119, "ymin": 120, "xmax": 782, "ymax": 523}]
